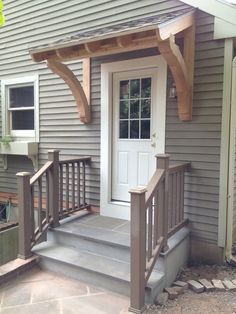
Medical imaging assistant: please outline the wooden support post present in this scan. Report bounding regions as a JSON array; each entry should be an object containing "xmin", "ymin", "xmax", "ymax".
[
  {"xmin": 129, "ymin": 187, "xmax": 147, "ymax": 314},
  {"xmin": 16, "ymin": 172, "xmax": 32, "ymax": 260},
  {"xmin": 48, "ymin": 150, "xmax": 60, "ymax": 227},
  {"xmin": 156, "ymin": 154, "xmax": 170, "ymax": 252}
]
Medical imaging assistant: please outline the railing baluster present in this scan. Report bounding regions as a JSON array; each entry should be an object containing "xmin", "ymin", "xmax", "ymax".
[
  {"xmin": 83, "ymin": 161, "xmax": 86, "ymax": 206},
  {"xmin": 169, "ymin": 173, "xmax": 173, "ymax": 229},
  {"xmin": 66, "ymin": 163, "xmax": 69, "ymax": 210},
  {"xmin": 77, "ymin": 162, "xmax": 81, "ymax": 207},
  {"xmin": 157, "ymin": 180, "xmax": 164, "ymax": 240},
  {"xmin": 180, "ymin": 169, "xmax": 185, "ymax": 221},
  {"xmin": 31, "ymin": 186, "xmax": 35, "ymax": 243},
  {"xmin": 153, "ymin": 191, "xmax": 158, "ymax": 247},
  {"xmin": 46, "ymin": 171, "xmax": 49, "ymax": 223},
  {"xmin": 72, "ymin": 162, "xmax": 75, "ymax": 210},
  {"xmin": 38, "ymin": 177, "xmax": 42, "ymax": 233},
  {"xmin": 59, "ymin": 163, "xmax": 63, "ymax": 215},
  {"xmin": 147, "ymin": 205, "xmax": 153, "ymax": 261},
  {"xmin": 172, "ymin": 172, "xmax": 177, "ymax": 227},
  {"xmin": 176, "ymin": 171, "xmax": 181, "ymax": 224}
]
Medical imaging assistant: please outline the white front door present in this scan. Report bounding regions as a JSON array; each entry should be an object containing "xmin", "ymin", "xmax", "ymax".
[
  {"xmin": 100, "ymin": 56, "xmax": 167, "ymax": 220},
  {"xmin": 112, "ymin": 69, "xmax": 161, "ymax": 202}
]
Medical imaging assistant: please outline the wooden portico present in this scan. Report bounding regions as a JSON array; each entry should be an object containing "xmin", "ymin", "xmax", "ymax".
[{"xmin": 30, "ymin": 8, "xmax": 195, "ymax": 122}]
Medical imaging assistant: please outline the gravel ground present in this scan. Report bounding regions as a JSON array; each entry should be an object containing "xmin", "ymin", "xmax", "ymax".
[{"xmin": 145, "ymin": 264, "xmax": 236, "ymax": 314}]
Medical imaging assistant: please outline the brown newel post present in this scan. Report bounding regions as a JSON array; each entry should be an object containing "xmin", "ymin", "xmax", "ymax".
[
  {"xmin": 16, "ymin": 172, "xmax": 32, "ymax": 260},
  {"xmin": 129, "ymin": 187, "xmax": 147, "ymax": 314},
  {"xmin": 156, "ymin": 154, "xmax": 170, "ymax": 252},
  {"xmin": 48, "ymin": 150, "xmax": 60, "ymax": 227}
]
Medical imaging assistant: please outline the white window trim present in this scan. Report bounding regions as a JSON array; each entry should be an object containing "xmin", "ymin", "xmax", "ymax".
[{"xmin": 1, "ymin": 75, "xmax": 39, "ymax": 142}]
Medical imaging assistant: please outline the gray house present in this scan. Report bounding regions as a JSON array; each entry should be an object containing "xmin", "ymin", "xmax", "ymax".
[{"xmin": 0, "ymin": 0, "xmax": 236, "ymax": 312}]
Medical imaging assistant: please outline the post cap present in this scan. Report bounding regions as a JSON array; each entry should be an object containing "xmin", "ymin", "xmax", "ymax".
[
  {"xmin": 155, "ymin": 154, "xmax": 170, "ymax": 159},
  {"xmin": 129, "ymin": 186, "xmax": 147, "ymax": 194},
  {"xmin": 16, "ymin": 172, "xmax": 31, "ymax": 177}
]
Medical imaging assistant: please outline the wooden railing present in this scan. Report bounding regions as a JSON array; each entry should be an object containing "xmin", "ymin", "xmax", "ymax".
[
  {"xmin": 17, "ymin": 150, "xmax": 91, "ymax": 260},
  {"xmin": 129, "ymin": 154, "xmax": 190, "ymax": 313}
]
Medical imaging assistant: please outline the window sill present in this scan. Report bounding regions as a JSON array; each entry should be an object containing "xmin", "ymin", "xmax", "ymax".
[{"xmin": 0, "ymin": 141, "xmax": 38, "ymax": 170}]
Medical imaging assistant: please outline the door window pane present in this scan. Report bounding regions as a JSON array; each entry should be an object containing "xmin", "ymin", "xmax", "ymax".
[
  {"xmin": 141, "ymin": 99, "xmax": 151, "ymax": 118},
  {"xmin": 130, "ymin": 120, "xmax": 139, "ymax": 139},
  {"xmin": 130, "ymin": 79, "xmax": 140, "ymax": 98},
  {"xmin": 130, "ymin": 100, "xmax": 140, "ymax": 119},
  {"xmin": 141, "ymin": 78, "xmax": 151, "ymax": 98},
  {"xmin": 120, "ymin": 120, "xmax": 128, "ymax": 138},
  {"xmin": 141, "ymin": 120, "xmax": 150, "ymax": 139},
  {"xmin": 120, "ymin": 80, "xmax": 129, "ymax": 99},
  {"xmin": 120, "ymin": 100, "xmax": 129, "ymax": 119}
]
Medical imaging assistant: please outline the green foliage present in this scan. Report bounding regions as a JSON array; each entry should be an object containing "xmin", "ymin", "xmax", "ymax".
[
  {"xmin": 0, "ymin": 0, "xmax": 5, "ymax": 27},
  {"xmin": 0, "ymin": 135, "xmax": 14, "ymax": 147}
]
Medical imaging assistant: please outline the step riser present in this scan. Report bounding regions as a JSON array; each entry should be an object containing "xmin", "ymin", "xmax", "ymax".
[
  {"xmin": 48, "ymin": 230, "xmax": 131, "ymax": 263},
  {"xmin": 47, "ymin": 230, "xmax": 166, "ymax": 273},
  {"xmin": 39, "ymin": 256, "xmax": 162, "ymax": 303}
]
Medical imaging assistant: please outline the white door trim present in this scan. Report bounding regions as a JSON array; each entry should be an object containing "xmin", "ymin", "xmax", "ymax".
[{"xmin": 100, "ymin": 56, "xmax": 167, "ymax": 220}]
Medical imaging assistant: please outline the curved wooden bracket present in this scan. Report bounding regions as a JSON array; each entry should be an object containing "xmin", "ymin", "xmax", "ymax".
[
  {"xmin": 157, "ymin": 23, "xmax": 195, "ymax": 121},
  {"xmin": 47, "ymin": 59, "xmax": 91, "ymax": 123}
]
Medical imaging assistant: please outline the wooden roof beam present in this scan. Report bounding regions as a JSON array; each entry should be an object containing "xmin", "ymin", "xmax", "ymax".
[
  {"xmin": 47, "ymin": 59, "xmax": 91, "ymax": 123},
  {"xmin": 156, "ymin": 11, "xmax": 195, "ymax": 41},
  {"xmin": 156, "ymin": 14, "xmax": 195, "ymax": 121}
]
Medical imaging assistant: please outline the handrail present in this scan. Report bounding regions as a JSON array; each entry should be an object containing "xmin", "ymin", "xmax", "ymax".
[
  {"xmin": 169, "ymin": 162, "xmax": 191, "ymax": 174},
  {"xmin": 129, "ymin": 155, "xmax": 191, "ymax": 314},
  {"xmin": 145, "ymin": 169, "xmax": 165, "ymax": 205},
  {"xmin": 59, "ymin": 156, "xmax": 91, "ymax": 164},
  {"xmin": 30, "ymin": 161, "xmax": 53, "ymax": 185},
  {"xmin": 17, "ymin": 150, "xmax": 92, "ymax": 260}
]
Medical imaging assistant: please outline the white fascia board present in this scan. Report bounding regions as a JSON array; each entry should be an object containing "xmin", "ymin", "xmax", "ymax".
[
  {"xmin": 214, "ymin": 18, "xmax": 236, "ymax": 39},
  {"xmin": 180, "ymin": 0, "xmax": 236, "ymax": 25}
]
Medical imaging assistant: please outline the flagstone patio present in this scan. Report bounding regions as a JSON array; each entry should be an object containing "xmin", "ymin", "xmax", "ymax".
[{"xmin": 0, "ymin": 266, "xmax": 129, "ymax": 314}]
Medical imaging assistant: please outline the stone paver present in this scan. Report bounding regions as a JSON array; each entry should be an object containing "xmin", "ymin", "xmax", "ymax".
[
  {"xmin": 212, "ymin": 279, "xmax": 225, "ymax": 291},
  {"xmin": 222, "ymin": 280, "xmax": 236, "ymax": 291},
  {"xmin": 187, "ymin": 280, "xmax": 204, "ymax": 293},
  {"xmin": 198, "ymin": 279, "xmax": 215, "ymax": 292},
  {"xmin": 173, "ymin": 280, "xmax": 188, "ymax": 290},
  {"xmin": 0, "ymin": 267, "xmax": 129, "ymax": 314}
]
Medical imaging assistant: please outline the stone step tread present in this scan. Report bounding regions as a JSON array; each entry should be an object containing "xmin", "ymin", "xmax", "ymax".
[
  {"xmin": 32, "ymin": 241, "xmax": 164, "ymax": 289},
  {"xmin": 51, "ymin": 223, "xmax": 130, "ymax": 249},
  {"xmin": 52, "ymin": 214, "xmax": 130, "ymax": 248}
]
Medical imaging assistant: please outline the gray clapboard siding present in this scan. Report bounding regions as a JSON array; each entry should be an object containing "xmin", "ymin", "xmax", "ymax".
[
  {"xmin": 0, "ymin": 1, "xmax": 225, "ymax": 245},
  {"xmin": 165, "ymin": 10, "xmax": 224, "ymax": 244}
]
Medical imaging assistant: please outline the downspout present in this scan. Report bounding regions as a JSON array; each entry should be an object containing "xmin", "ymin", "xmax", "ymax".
[{"xmin": 226, "ymin": 56, "xmax": 236, "ymax": 262}]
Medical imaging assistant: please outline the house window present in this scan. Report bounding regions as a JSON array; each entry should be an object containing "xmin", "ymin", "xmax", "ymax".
[{"xmin": 1, "ymin": 76, "xmax": 39, "ymax": 141}]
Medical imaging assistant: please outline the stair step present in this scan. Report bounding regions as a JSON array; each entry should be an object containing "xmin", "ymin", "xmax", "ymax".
[
  {"xmin": 47, "ymin": 214, "xmax": 130, "ymax": 262},
  {"xmin": 32, "ymin": 241, "xmax": 165, "ymax": 300}
]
